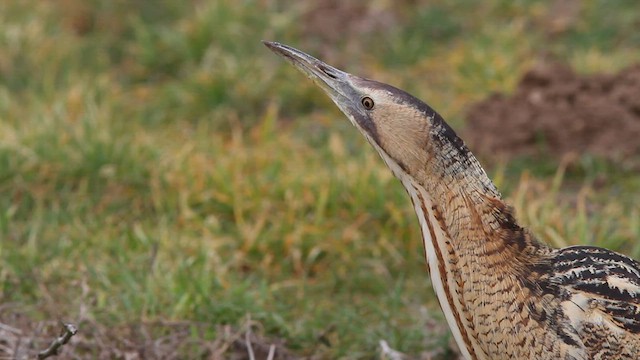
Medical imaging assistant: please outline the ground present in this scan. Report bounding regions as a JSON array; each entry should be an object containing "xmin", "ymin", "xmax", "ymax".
[
  {"xmin": 466, "ymin": 62, "xmax": 640, "ymax": 163},
  {"xmin": 1, "ymin": 0, "xmax": 639, "ymax": 359}
]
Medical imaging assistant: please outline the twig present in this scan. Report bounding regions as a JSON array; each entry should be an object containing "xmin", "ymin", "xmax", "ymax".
[
  {"xmin": 0, "ymin": 322, "xmax": 21, "ymax": 334},
  {"xmin": 37, "ymin": 322, "xmax": 78, "ymax": 359},
  {"xmin": 266, "ymin": 344, "xmax": 276, "ymax": 360},
  {"xmin": 245, "ymin": 324, "xmax": 256, "ymax": 360},
  {"xmin": 379, "ymin": 340, "xmax": 407, "ymax": 360}
]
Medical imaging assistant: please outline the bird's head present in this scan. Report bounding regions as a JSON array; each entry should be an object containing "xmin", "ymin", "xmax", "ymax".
[{"xmin": 264, "ymin": 41, "xmax": 473, "ymax": 183}]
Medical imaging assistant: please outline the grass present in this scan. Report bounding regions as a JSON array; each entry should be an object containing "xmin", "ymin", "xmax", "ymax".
[{"xmin": 1, "ymin": 0, "xmax": 639, "ymax": 358}]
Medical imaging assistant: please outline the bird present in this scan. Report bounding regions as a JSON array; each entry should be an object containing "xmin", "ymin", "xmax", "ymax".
[{"xmin": 263, "ymin": 41, "xmax": 640, "ymax": 360}]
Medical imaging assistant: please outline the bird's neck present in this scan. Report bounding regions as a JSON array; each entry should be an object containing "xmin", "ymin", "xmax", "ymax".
[
  {"xmin": 419, "ymin": 169, "xmax": 539, "ymax": 261},
  {"xmin": 416, "ymin": 120, "xmax": 549, "ymax": 266},
  {"xmin": 400, "ymin": 145, "xmax": 550, "ymax": 360}
]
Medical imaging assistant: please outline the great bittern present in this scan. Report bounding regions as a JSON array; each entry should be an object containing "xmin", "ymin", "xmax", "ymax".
[{"xmin": 264, "ymin": 41, "xmax": 640, "ymax": 359}]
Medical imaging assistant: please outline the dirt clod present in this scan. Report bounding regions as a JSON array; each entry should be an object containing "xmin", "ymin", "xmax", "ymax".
[{"xmin": 464, "ymin": 62, "xmax": 640, "ymax": 162}]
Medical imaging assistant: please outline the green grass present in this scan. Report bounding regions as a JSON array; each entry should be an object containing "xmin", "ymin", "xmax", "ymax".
[{"xmin": 1, "ymin": 0, "xmax": 639, "ymax": 358}]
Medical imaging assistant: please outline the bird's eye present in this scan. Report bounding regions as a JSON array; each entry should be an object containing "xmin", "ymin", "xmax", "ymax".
[{"xmin": 361, "ymin": 97, "xmax": 374, "ymax": 110}]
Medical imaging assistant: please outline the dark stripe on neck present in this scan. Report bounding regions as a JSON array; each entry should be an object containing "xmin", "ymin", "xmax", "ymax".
[{"xmin": 413, "ymin": 186, "xmax": 478, "ymax": 359}]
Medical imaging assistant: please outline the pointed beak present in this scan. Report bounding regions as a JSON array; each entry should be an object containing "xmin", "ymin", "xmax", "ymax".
[{"xmin": 263, "ymin": 41, "xmax": 362, "ymax": 115}]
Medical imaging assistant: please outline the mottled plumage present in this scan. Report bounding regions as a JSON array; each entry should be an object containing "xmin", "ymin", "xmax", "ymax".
[{"xmin": 265, "ymin": 41, "xmax": 640, "ymax": 359}]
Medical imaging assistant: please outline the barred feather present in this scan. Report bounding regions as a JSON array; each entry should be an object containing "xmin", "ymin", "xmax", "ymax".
[{"xmin": 549, "ymin": 246, "xmax": 640, "ymax": 338}]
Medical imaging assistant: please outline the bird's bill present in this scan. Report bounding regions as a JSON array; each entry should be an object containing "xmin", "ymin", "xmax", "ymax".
[{"xmin": 262, "ymin": 41, "xmax": 363, "ymax": 116}]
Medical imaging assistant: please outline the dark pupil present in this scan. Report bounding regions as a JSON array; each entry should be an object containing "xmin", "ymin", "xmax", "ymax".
[{"xmin": 362, "ymin": 97, "xmax": 373, "ymax": 109}]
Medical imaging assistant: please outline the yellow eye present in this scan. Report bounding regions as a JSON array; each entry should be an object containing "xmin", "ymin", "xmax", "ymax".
[{"xmin": 361, "ymin": 97, "xmax": 374, "ymax": 110}]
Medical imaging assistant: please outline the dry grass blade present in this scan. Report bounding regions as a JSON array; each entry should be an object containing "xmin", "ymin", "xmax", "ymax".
[{"xmin": 245, "ymin": 315, "xmax": 256, "ymax": 360}]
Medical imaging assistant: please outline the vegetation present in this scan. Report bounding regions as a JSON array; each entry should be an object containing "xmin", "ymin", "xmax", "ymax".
[{"xmin": 1, "ymin": 0, "xmax": 638, "ymax": 358}]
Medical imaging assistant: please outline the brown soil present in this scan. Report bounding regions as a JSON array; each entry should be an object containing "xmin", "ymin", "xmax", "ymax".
[
  {"xmin": 0, "ymin": 308, "xmax": 297, "ymax": 360},
  {"xmin": 464, "ymin": 62, "xmax": 640, "ymax": 162},
  {"xmin": 0, "ymin": 307, "xmax": 459, "ymax": 359}
]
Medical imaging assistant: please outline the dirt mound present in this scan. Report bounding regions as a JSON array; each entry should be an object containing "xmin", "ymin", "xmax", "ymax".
[{"xmin": 464, "ymin": 62, "xmax": 640, "ymax": 161}]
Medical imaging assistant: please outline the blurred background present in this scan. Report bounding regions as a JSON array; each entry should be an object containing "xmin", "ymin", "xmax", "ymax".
[{"xmin": 0, "ymin": 0, "xmax": 639, "ymax": 358}]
